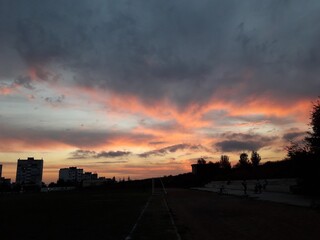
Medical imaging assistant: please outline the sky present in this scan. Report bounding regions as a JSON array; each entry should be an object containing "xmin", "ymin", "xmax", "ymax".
[{"xmin": 0, "ymin": 0, "xmax": 319, "ymax": 183}]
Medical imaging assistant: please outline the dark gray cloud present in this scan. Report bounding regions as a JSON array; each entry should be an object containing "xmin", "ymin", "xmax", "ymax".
[
  {"xmin": 69, "ymin": 149, "xmax": 131, "ymax": 159},
  {"xmin": 68, "ymin": 149, "xmax": 96, "ymax": 159},
  {"xmin": 96, "ymin": 151, "xmax": 131, "ymax": 158},
  {"xmin": 283, "ymin": 131, "xmax": 306, "ymax": 141},
  {"xmin": 0, "ymin": 75, "xmax": 35, "ymax": 93},
  {"xmin": 219, "ymin": 132, "xmax": 278, "ymax": 142},
  {"xmin": 1, "ymin": 0, "xmax": 320, "ymax": 107},
  {"xmin": 14, "ymin": 75, "xmax": 35, "ymax": 90},
  {"xmin": 216, "ymin": 140, "xmax": 263, "ymax": 152},
  {"xmin": 202, "ymin": 111, "xmax": 295, "ymax": 127},
  {"xmin": 44, "ymin": 95, "xmax": 65, "ymax": 105},
  {"xmin": 138, "ymin": 143, "xmax": 210, "ymax": 158},
  {"xmin": 215, "ymin": 132, "xmax": 277, "ymax": 152},
  {"xmin": 230, "ymin": 114, "xmax": 295, "ymax": 126},
  {"xmin": 95, "ymin": 160, "xmax": 128, "ymax": 164},
  {"xmin": 0, "ymin": 121, "xmax": 154, "ymax": 150},
  {"xmin": 138, "ymin": 144, "xmax": 189, "ymax": 158}
]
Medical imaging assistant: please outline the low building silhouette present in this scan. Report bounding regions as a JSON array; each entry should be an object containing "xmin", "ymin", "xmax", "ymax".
[
  {"xmin": 16, "ymin": 157, "xmax": 43, "ymax": 187},
  {"xmin": 0, "ymin": 177, "xmax": 11, "ymax": 185},
  {"xmin": 83, "ymin": 172, "xmax": 98, "ymax": 181},
  {"xmin": 82, "ymin": 177, "xmax": 112, "ymax": 188},
  {"xmin": 58, "ymin": 167, "xmax": 100, "ymax": 183},
  {"xmin": 191, "ymin": 158, "xmax": 220, "ymax": 176},
  {"xmin": 58, "ymin": 167, "xmax": 109, "ymax": 188},
  {"xmin": 59, "ymin": 167, "xmax": 84, "ymax": 183},
  {"xmin": 0, "ymin": 164, "xmax": 11, "ymax": 191}
]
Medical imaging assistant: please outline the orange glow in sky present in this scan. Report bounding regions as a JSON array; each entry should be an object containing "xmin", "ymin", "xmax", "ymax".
[{"xmin": 0, "ymin": 1, "xmax": 318, "ymax": 183}]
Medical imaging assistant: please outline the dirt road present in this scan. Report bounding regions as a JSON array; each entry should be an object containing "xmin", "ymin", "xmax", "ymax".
[{"xmin": 166, "ymin": 189, "xmax": 320, "ymax": 240}]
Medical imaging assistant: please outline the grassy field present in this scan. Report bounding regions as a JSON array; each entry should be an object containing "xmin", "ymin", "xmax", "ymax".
[{"xmin": 0, "ymin": 188, "xmax": 150, "ymax": 240}]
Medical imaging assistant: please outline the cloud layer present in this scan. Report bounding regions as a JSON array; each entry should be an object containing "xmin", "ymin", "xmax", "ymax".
[
  {"xmin": 215, "ymin": 133, "xmax": 278, "ymax": 152},
  {"xmin": 1, "ymin": 0, "xmax": 320, "ymax": 107},
  {"xmin": 69, "ymin": 149, "xmax": 131, "ymax": 159},
  {"xmin": 0, "ymin": 1, "xmax": 318, "ymax": 181}
]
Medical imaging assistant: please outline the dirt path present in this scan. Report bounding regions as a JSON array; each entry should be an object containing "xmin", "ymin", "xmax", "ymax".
[
  {"xmin": 129, "ymin": 193, "xmax": 179, "ymax": 240},
  {"xmin": 166, "ymin": 189, "xmax": 320, "ymax": 240}
]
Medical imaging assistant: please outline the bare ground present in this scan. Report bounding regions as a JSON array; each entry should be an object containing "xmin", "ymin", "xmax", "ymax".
[
  {"xmin": 166, "ymin": 188, "xmax": 320, "ymax": 240},
  {"xmin": 130, "ymin": 193, "xmax": 179, "ymax": 240}
]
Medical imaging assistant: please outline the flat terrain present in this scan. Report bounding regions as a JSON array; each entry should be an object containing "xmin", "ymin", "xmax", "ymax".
[
  {"xmin": 167, "ymin": 189, "xmax": 320, "ymax": 240},
  {"xmin": 130, "ymin": 193, "xmax": 179, "ymax": 240},
  {"xmin": 0, "ymin": 188, "xmax": 150, "ymax": 240},
  {"xmin": 1, "ymin": 187, "xmax": 320, "ymax": 240}
]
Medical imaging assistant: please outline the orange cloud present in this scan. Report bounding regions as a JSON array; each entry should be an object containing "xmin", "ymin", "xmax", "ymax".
[
  {"xmin": 0, "ymin": 86, "xmax": 13, "ymax": 95},
  {"xmin": 56, "ymin": 81, "xmax": 312, "ymax": 134},
  {"xmin": 0, "ymin": 138, "xmax": 71, "ymax": 152},
  {"xmin": 58, "ymin": 85, "xmax": 311, "ymax": 150},
  {"xmin": 28, "ymin": 67, "xmax": 37, "ymax": 81},
  {"xmin": 2, "ymin": 80, "xmax": 311, "ymax": 155}
]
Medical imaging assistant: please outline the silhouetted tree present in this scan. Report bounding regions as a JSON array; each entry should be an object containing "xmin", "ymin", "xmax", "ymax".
[
  {"xmin": 286, "ymin": 97, "xmax": 320, "ymax": 195},
  {"xmin": 250, "ymin": 151, "xmax": 261, "ymax": 167},
  {"xmin": 287, "ymin": 98, "xmax": 320, "ymax": 162},
  {"xmin": 305, "ymin": 97, "xmax": 320, "ymax": 158},
  {"xmin": 197, "ymin": 158, "xmax": 207, "ymax": 164},
  {"xmin": 236, "ymin": 153, "xmax": 251, "ymax": 168},
  {"xmin": 219, "ymin": 155, "xmax": 231, "ymax": 170},
  {"xmin": 286, "ymin": 142, "xmax": 309, "ymax": 161}
]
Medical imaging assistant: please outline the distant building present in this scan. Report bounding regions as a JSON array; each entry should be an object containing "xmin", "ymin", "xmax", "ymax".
[
  {"xmin": 0, "ymin": 177, "xmax": 11, "ymax": 185},
  {"xmin": 82, "ymin": 178, "xmax": 112, "ymax": 188},
  {"xmin": 59, "ymin": 167, "xmax": 83, "ymax": 183},
  {"xmin": 191, "ymin": 158, "xmax": 220, "ymax": 177},
  {"xmin": 82, "ymin": 172, "xmax": 98, "ymax": 181},
  {"xmin": 0, "ymin": 164, "xmax": 11, "ymax": 190},
  {"xmin": 16, "ymin": 157, "xmax": 43, "ymax": 187}
]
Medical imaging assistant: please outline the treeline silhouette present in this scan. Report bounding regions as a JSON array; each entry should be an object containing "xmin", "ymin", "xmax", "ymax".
[
  {"xmin": 161, "ymin": 157, "xmax": 294, "ymax": 188},
  {"xmin": 286, "ymin": 97, "xmax": 320, "ymax": 195},
  {"xmin": 163, "ymin": 98, "xmax": 320, "ymax": 196}
]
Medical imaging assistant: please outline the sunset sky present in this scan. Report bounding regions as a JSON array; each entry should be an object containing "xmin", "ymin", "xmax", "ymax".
[{"xmin": 0, "ymin": 1, "xmax": 319, "ymax": 183}]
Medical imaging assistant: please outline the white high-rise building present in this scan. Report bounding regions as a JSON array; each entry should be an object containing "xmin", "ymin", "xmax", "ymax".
[{"xmin": 16, "ymin": 157, "xmax": 43, "ymax": 186}]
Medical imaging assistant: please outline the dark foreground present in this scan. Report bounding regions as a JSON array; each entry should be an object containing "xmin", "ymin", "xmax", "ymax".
[
  {"xmin": 1, "ymin": 188, "xmax": 320, "ymax": 240},
  {"xmin": 0, "ymin": 188, "xmax": 149, "ymax": 240},
  {"xmin": 167, "ymin": 189, "xmax": 320, "ymax": 240}
]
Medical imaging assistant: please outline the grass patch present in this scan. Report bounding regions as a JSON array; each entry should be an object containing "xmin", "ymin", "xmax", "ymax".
[{"xmin": 0, "ymin": 188, "xmax": 150, "ymax": 240}]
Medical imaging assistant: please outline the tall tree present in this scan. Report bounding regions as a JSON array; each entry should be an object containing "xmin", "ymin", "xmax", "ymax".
[
  {"xmin": 305, "ymin": 97, "xmax": 320, "ymax": 158},
  {"xmin": 238, "ymin": 152, "xmax": 250, "ymax": 168},
  {"xmin": 286, "ymin": 97, "xmax": 320, "ymax": 195},
  {"xmin": 250, "ymin": 151, "xmax": 261, "ymax": 167},
  {"xmin": 219, "ymin": 155, "xmax": 231, "ymax": 170},
  {"xmin": 197, "ymin": 158, "xmax": 207, "ymax": 164}
]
